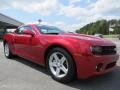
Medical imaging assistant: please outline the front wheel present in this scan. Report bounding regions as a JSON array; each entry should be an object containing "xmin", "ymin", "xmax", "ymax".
[
  {"xmin": 4, "ymin": 42, "xmax": 14, "ymax": 58},
  {"xmin": 46, "ymin": 47, "xmax": 76, "ymax": 83}
]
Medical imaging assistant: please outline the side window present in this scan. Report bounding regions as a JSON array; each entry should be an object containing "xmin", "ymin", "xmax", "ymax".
[
  {"xmin": 24, "ymin": 26, "xmax": 35, "ymax": 33},
  {"xmin": 15, "ymin": 26, "xmax": 34, "ymax": 34},
  {"xmin": 15, "ymin": 27, "xmax": 24, "ymax": 34},
  {"xmin": 24, "ymin": 26, "xmax": 33, "ymax": 31}
]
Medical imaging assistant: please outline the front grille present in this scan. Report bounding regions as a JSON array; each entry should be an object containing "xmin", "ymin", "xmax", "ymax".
[
  {"xmin": 105, "ymin": 62, "xmax": 116, "ymax": 69},
  {"xmin": 101, "ymin": 46, "xmax": 116, "ymax": 55}
]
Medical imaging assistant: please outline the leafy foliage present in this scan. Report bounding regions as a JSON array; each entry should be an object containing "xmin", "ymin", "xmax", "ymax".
[{"xmin": 76, "ymin": 19, "xmax": 120, "ymax": 35}]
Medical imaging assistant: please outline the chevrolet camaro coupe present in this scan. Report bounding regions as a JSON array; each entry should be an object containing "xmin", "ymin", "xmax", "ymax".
[{"xmin": 3, "ymin": 24, "xmax": 119, "ymax": 83}]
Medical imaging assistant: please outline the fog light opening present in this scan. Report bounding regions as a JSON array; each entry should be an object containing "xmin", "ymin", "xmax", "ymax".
[{"xmin": 96, "ymin": 63, "xmax": 103, "ymax": 72}]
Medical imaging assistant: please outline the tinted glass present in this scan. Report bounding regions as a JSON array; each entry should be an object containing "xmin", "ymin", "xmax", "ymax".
[
  {"xmin": 15, "ymin": 26, "xmax": 33, "ymax": 34},
  {"xmin": 15, "ymin": 27, "xmax": 24, "ymax": 34},
  {"xmin": 24, "ymin": 26, "xmax": 33, "ymax": 31},
  {"xmin": 36, "ymin": 25, "xmax": 65, "ymax": 34}
]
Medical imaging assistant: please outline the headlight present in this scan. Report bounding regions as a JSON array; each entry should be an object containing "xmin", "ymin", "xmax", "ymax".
[
  {"xmin": 90, "ymin": 46, "xmax": 102, "ymax": 54},
  {"xmin": 114, "ymin": 47, "xmax": 117, "ymax": 52},
  {"xmin": 90, "ymin": 46, "xmax": 117, "ymax": 55}
]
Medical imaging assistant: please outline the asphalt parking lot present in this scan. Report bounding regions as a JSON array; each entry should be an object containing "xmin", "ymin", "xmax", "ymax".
[{"xmin": 0, "ymin": 39, "xmax": 120, "ymax": 90}]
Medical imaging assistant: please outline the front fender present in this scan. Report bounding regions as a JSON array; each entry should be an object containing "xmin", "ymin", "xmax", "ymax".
[{"xmin": 48, "ymin": 38, "xmax": 80, "ymax": 55}]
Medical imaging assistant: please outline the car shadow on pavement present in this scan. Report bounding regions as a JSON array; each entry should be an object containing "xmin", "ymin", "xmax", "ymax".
[
  {"xmin": 67, "ymin": 66, "xmax": 120, "ymax": 90},
  {"xmin": 11, "ymin": 56, "xmax": 120, "ymax": 90},
  {"xmin": 12, "ymin": 56, "xmax": 49, "ymax": 75}
]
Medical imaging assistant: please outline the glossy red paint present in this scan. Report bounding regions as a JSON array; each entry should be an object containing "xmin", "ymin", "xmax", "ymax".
[{"xmin": 3, "ymin": 24, "xmax": 119, "ymax": 79}]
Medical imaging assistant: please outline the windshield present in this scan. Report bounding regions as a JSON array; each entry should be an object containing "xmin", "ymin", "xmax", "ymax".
[{"xmin": 36, "ymin": 25, "xmax": 65, "ymax": 34}]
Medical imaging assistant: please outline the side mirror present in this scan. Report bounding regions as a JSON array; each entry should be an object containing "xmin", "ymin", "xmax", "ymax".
[{"xmin": 23, "ymin": 30, "xmax": 35, "ymax": 36}]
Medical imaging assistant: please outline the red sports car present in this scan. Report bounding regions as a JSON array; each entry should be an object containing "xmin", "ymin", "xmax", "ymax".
[{"xmin": 3, "ymin": 24, "xmax": 119, "ymax": 83}]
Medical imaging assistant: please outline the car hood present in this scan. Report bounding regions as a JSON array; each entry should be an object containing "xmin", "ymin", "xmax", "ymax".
[{"xmin": 61, "ymin": 33, "xmax": 115, "ymax": 46}]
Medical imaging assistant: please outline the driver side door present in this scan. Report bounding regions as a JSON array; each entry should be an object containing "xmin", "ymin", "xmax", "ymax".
[{"xmin": 14, "ymin": 26, "xmax": 34, "ymax": 59}]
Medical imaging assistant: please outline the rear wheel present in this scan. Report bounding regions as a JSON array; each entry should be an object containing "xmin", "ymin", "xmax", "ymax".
[
  {"xmin": 46, "ymin": 47, "xmax": 75, "ymax": 83},
  {"xmin": 4, "ymin": 42, "xmax": 14, "ymax": 58}
]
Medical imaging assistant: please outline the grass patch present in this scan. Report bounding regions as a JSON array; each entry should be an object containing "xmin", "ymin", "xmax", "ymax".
[{"xmin": 103, "ymin": 35, "xmax": 118, "ymax": 38}]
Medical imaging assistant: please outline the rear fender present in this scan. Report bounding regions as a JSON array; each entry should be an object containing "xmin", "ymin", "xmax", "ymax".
[{"xmin": 3, "ymin": 33, "xmax": 15, "ymax": 54}]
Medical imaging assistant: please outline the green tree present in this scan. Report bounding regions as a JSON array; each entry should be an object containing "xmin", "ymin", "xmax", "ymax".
[{"xmin": 76, "ymin": 19, "xmax": 120, "ymax": 35}]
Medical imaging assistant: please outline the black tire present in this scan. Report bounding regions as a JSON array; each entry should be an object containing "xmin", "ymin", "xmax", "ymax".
[
  {"xmin": 4, "ymin": 42, "xmax": 14, "ymax": 58},
  {"xmin": 46, "ymin": 47, "xmax": 76, "ymax": 83}
]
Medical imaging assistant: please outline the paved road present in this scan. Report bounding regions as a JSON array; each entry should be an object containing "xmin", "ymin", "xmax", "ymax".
[{"xmin": 0, "ymin": 39, "xmax": 120, "ymax": 90}]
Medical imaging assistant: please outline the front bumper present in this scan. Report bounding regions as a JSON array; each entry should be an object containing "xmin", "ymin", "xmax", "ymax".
[{"xmin": 73, "ymin": 53, "xmax": 119, "ymax": 79}]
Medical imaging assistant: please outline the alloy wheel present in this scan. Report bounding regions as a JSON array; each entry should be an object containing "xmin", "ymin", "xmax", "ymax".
[
  {"xmin": 49, "ymin": 52, "xmax": 69, "ymax": 78},
  {"xmin": 4, "ymin": 43, "xmax": 9, "ymax": 57}
]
